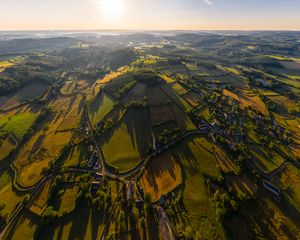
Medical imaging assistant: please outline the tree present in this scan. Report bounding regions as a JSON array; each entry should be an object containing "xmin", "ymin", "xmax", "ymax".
[
  {"xmin": 140, "ymin": 217, "xmax": 146, "ymax": 229},
  {"xmin": 41, "ymin": 206, "xmax": 58, "ymax": 225},
  {"xmin": 0, "ymin": 203, "xmax": 7, "ymax": 228},
  {"xmin": 118, "ymin": 210, "xmax": 126, "ymax": 232}
]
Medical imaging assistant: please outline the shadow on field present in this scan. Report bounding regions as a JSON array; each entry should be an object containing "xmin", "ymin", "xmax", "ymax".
[
  {"xmin": 36, "ymin": 206, "xmax": 91, "ymax": 240},
  {"xmin": 90, "ymin": 92, "xmax": 103, "ymax": 116},
  {"xmin": 98, "ymin": 108, "xmax": 152, "ymax": 161},
  {"xmin": 143, "ymin": 151, "xmax": 178, "ymax": 198}
]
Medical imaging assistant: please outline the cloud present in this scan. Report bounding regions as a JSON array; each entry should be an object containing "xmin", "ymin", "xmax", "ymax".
[{"xmin": 203, "ymin": 0, "xmax": 214, "ymax": 5}]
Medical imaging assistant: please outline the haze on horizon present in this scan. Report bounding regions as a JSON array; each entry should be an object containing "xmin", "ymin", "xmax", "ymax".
[{"xmin": 1, "ymin": 0, "xmax": 300, "ymax": 31}]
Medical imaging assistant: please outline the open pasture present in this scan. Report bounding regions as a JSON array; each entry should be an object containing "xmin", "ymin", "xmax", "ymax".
[
  {"xmin": 146, "ymin": 85, "xmax": 170, "ymax": 106},
  {"xmin": 171, "ymin": 104, "xmax": 196, "ymax": 131},
  {"xmin": 141, "ymin": 151, "xmax": 182, "ymax": 201},
  {"xmin": 150, "ymin": 104, "xmax": 174, "ymax": 126},
  {"xmin": 99, "ymin": 108, "xmax": 152, "ymax": 172},
  {"xmin": 0, "ymin": 136, "xmax": 16, "ymax": 161},
  {"xmin": 214, "ymin": 146, "xmax": 236, "ymax": 174},
  {"xmin": 0, "ymin": 60, "xmax": 14, "ymax": 72},
  {"xmin": 29, "ymin": 179, "xmax": 52, "ymax": 216},
  {"xmin": 223, "ymin": 89, "xmax": 269, "ymax": 115},
  {"xmin": 0, "ymin": 104, "xmax": 40, "ymax": 141},
  {"xmin": 161, "ymin": 84, "xmax": 191, "ymax": 111},
  {"xmin": 248, "ymin": 145, "xmax": 285, "ymax": 173},
  {"xmin": 0, "ymin": 170, "xmax": 24, "ymax": 218},
  {"xmin": 273, "ymin": 163, "xmax": 300, "ymax": 212},
  {"xmin": 238, "ymin": 195, "xmax": 300, "ymax": 240},
  {"xmin": 89, "ymin": 92, "xmax": 115, "ymax": 126},
  {"xmin": 183, "ymin": 92, "xmax": 203, "ymax": 107},
  {"xmin": 172, "ymin": 136, "xmax": 225, "ymax": 239},
  {"xmin": 268, "ymin": 95, "xmax": 297, "ymax": 114},
  {"xmin": 14, "ymin": 95, "xmax": 83, "ymax": 187},
  {"xmin": 0, "ymin": 81, "xmax": 48, "ymax": 110},
  {"xmin": 60, "ymin": 81, "xmax": 76, "ymax": 95},
  {"xmin": 3, "ymin": 210, "xmax": 39, "ymax": 240},
  {"xmin": 160, "ymin": 74, "xmax": 176, "ymax": 83},
  {"xmin": 52, "ymin": 186, "xmax": 78, "ymax": 215},
  {"xmin": 152, "ymin": 121, "xmax": 178, "ymax": 138},
  {"xmin": 225, "ymin": 174, "xmax": 257, "ymax": 199},
  {"xmin": 170, "ymin": 82, "xmax": 188, "ymax": 95},
  {"xmin": 63, "ymin": 145, "xmax": 87, "ymax": 167},
  {"xmin": 121, "ymin": 82, "xmax": 147, "ymax": 105}
]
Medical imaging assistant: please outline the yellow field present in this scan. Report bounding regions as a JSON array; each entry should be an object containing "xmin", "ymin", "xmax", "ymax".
[
  {"xmin": 0, "ymin": 61, "xmax": 14, "ymax": 72},
  {"xmin": 14, "ymin": 95, "xmax": 83, "ymax": 187},
  {"xmin": 267, "ymin": 55, "xmax": 300, "ymax": 62},
  {"xmin": 184, "ymin": 92, "xmax": 202, "ymax": 107},
  {"xmin": 269, "ymin": 95, "xmax": 298, "ymax": 114},
  {"xmin": 90, "ymin": 93, "xmax": 115, "ymax": 126},
  {"xmin": 214, "ymin": 146, "xmax": 236, "ymax": 174},
  {"xmin": 6, "ymin": 213, "xmax": 39, "ymax": 240},
  {"xmin": 0, "ymin": 171, "xmax": 24, "ymax": 217},
  {"xmin": 160, "ymin": 74, "xmax": 176, "ymax": 83},
  {"xmin": 60, "ymin": 81, "xmax": 76, "ymax": 95},
  {"xmin": 29, "ymin": 180, "xmax": 52, "ymax": 216},
  {"xmin": 171, "ymin": 83, "xmax": 188, "ymax": 95},
  {"xmin": 0, "ymin": 137, "xmax": 16, "ymax": 161},
  {"xmin": 100, "ymin": 108, "xmax": 151, "ymax": 172},
  {"xmin": 173, "ymin": 136, "xmax": 225, "ymax": 239},
  {"xmin": 223, "ymin": 89, "xmax": 269, "ymax": 115},
  {"xmin": 57, "ymin": 187, "xmax": 78, "ymax": 215},
  {"xmin": 225, "ymin": 174, "xmax": 257, "ymax": 199},
  {"xmin": 98, "ymin": 71, "xmax": 125, "ymax": 84},
  {"xmin": 63, "ymin": 145, "xmax": 86, "ymax": 167},
  {"xmin": 141, "ymin": 151, "xmax": 182, "ymax": 201}
]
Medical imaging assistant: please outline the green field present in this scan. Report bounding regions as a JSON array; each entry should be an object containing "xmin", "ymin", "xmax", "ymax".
[
  {"xmin": 63, "ymin": 145, "xmax": 87, "ymax": 167},
  {"xmin": 99, "ymin": 108, "xmax": 152, "ymax": 172},
  {"xmin": 0, "ymin": 111, "xmax": 39, "ymax": 141},
  {"xmin": 173, "ymin": 136, "xmax": 225, "ymax": 239},
  {"xmin": 0, "ymin": 171, "xmax": 24, "ymax": 218},
  {"xmin": 90, "ymin": 93, "xmax": 115, "ymax": 126},
  {"xmin": 0, "ymin": 137, "xmax": 16, "ymax": 161},
  {"xmin": 248, "ymin": 145, "xmax": 285, "ymax": 173},
  {"xmin": 275, "ymin": 164, "xmax": 300, "ymax": 213}
]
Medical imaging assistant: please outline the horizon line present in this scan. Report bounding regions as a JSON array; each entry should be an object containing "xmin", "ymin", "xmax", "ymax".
[{"xmin": 1, "ymin": 28, "xmax": 300, "ymax": 32}]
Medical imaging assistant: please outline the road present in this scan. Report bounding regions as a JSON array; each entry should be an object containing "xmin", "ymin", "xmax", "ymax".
[
  {"xmin": 0, "ymin": 166, "xmax": 96, "ymax": 238},
  {"xmin": 155, "ymin": 206, "xmax": 176, "ymax": 240}
]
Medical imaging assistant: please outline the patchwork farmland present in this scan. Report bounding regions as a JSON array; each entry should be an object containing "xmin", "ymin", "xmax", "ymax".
[{"xmin": 0, "ymin": 31, "xmax": 300, "ymax": 240}]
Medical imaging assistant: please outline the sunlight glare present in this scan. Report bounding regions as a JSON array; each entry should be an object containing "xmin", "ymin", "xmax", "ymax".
[{"xmin": 100, "ymin": 0, "xmax": 125, "ymax": 20}]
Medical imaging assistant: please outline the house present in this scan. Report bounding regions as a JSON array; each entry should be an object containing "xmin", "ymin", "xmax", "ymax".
[
  {"xmin": 91, "ymin": 181, "xmax": 100, "ymax": 190},
  {"xmin": 95, "ymin": 173, "xmax": 103, "ymax": 180}
]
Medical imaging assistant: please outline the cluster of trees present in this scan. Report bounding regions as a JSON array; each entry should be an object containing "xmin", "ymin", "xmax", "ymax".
[
  {"xmin": 156, "ymin": 128, "xmax": 181, "ymax": 146},
  {"xmin": 0, "ymin": 64, "xmax": 58, "ymax": 96},
  {"xmin": 75, "ymin": 174, "xmax": 93, "ymax": 205},
  {"xmin": 132, "ymin": 70, "xmax": 164, "ymax": 87},
  {"xmin": 213, "ymin": 191, "xmax": 238, "ymax": 223},
  {"xmin": 124, "ymin": 97, "xmax": 148, "ymax": 109},
  {"xmin": 48, "ymin": 175, "xmax": 64, "ymax": 203},
  {"xmin": 0, "ymin": 203, "xmax": 7, "ymax": 229},
  {"xmin": 104, "ymin": 73, "xmax": 137, "ymax": 99},
  {"xmin": 41, "ymin": 206, "xmax": 59, "ymax": 225},
  {"xmin": 216, "ymin": 135, "xmax": 248, "ymax": 174},
  {"xmin": 0, "ymin": 76, "xmax": 21, "ymax": 96}
]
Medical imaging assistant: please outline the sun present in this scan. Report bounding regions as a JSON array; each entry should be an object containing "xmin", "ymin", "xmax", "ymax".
[{"xmin": 100, "ymin": 0, "xmax": 125, "ymax": 19}]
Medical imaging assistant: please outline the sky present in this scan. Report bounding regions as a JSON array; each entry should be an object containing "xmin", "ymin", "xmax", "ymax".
[{"xmin": 0, "ymin": 0, "xmax": 300, "ymax": 31}]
